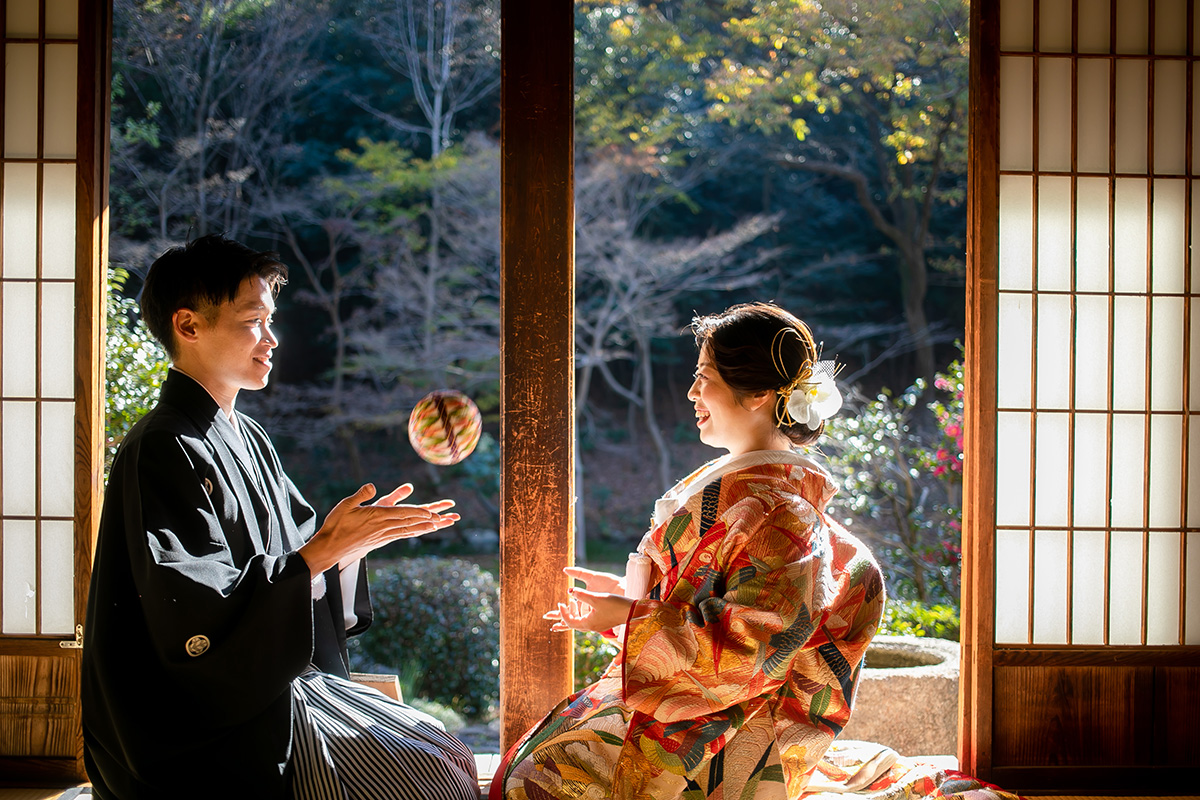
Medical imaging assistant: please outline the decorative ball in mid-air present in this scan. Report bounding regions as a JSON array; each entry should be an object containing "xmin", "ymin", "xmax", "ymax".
[{"xmin": 407, "ymin": 390, "xmax": 483, "ymax": 466}]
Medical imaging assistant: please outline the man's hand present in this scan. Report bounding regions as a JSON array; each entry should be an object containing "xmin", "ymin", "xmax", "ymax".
[{"xmin": 299, "ymin": 483, "xmax": 457, "ymax": 577}]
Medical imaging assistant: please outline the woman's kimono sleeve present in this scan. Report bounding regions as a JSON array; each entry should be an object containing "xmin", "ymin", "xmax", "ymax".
[{"xmin": 620, "ymin": 492, "xmax": 829, "ymax": 724}]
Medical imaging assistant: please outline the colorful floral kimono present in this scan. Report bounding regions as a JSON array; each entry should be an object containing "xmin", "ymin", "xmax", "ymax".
[{"xmin": 500, "ymin": 450, "xmax": 886, "ymax": 800}]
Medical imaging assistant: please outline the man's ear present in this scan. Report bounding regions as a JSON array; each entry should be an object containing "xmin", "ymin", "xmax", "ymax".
[{"xmin": 172, "ymin": 307, "xmax": 205, "ymax": 345}]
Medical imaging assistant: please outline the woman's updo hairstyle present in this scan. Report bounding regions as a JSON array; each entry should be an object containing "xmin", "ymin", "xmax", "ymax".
[{"xmin": 690, "ymin": 302, "xmax": 824, "ymax": 446}]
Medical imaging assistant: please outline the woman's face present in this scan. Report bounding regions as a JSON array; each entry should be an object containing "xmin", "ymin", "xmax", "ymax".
[{"xmin": 687, "ymin": 345, "xmax": 774, "ymax": 455}]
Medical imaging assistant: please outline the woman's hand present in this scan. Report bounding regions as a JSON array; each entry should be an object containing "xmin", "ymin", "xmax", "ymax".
[
  {"xmin": 544, "ymin": 588, "xmax": 633, "ymax": 634},
  {"xmin": 563, "ymin": 566, "xmax": 623, "ymax": 595}
]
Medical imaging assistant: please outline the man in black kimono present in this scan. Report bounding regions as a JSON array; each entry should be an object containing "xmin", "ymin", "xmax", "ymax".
[{"xmin": 82, "ymin": 235, "xmax": 461, "ymax": 798}]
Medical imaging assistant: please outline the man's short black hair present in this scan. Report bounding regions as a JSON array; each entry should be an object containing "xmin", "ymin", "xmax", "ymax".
[{"xmin": 140, "ymin": 234, "xmax": 288, "ymax": 359}]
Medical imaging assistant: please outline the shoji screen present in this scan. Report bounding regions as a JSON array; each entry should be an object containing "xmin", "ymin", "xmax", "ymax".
[
  {"xmin": 967, "ymin": 0, "xmax": 1200, "ymax": 789},
  {"xmin": 0, "ymin": 0, "xmax": 106, "ymax": 782},
  {"xmin": 2, "ymin": 0, "xmax": 80, "ymax": 641},
  {"xmin": 996, "ymin": 0, "xmax": 1199, "ymax": 650}
]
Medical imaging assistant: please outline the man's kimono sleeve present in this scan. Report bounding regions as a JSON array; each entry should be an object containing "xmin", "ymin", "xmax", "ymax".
[{"xmin": 122, "ymin": 427, "xmax": 313, "ymax": 713}]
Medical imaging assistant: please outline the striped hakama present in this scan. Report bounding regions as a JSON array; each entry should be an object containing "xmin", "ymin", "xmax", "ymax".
[{"xmin": 291, "ymin": 670, "xmax": 480, "ymax": 800}]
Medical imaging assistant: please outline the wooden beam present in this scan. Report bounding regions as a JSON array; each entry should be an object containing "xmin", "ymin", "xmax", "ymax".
[
  {"xmin": 498, "ymin": 0, "xmax": 575, "ymax": 752},
  {"xmin": 962, "ymin": 0, "xmax": 1000, "ymax": 781}
]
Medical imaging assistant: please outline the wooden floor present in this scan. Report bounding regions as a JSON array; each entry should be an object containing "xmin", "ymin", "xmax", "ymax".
[{"xmin": 0, "ymin": 753, "xmax": 505, "ymax": 798}]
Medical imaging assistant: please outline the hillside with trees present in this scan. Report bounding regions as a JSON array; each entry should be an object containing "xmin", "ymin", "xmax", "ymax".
[{"xmin": 108, "ymin": 0, "xmax": 968, "ymax": 608}]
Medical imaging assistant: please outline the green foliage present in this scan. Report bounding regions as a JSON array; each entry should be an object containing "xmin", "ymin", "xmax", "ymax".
[
  {"xmin": 879, "ymin": 599, "xmax": 960, "ymax": 642},
  {"xmin": 574, "ymin": 629, "xmax": 619, "ymax": 689},
  {"xmin": 350, "ymin": 557, "xmax": 500, "ymax": 717},
  {"xmin": 105, "ymin": 268, "xmax": 169, "ymax": 474},
  {"xmin": 822, "ymin": 356, "xmax": 964, "ymax": 606}
]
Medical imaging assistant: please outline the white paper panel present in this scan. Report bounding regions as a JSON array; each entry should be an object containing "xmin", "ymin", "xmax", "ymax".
[
  {"xmin": 45, "ymin": 0, "xmax": 79, "ymax": 38},
  {"xmin": 1115, "ymin": 0, "xmax": 1151, "ymax": 54},
  {"xmin": 1112, "ymin": 296, "xmax": 1148, "ymax": 411},
  {"xmin": 1189, "ymin": 419, "xmax": 1200, "ymax": 526},
  {"xmin": 997, "ymin": 412, "xmax": 1033, "ymax": 526},
  {"xmin": 1154, "ymin": 62, "xmax": 1187, "ymax": 175},
  {"xmin": 1115, "ymin": 61, "xmax": 1149, "ymax": 174},
  {"xmin": 1186, "ymin": 532, "xmax": 1200, "ymax": 644},
  {"xmin": 1036, "ymin": 294, "xmax": 1072, "ymax": 409},
  {"xmin": 1155, "ymin": 0, "xmax": 1189, "ymax": 55},
  {"xmin": 1151, "ymin": 297, "xmax": 1184, "ymax": 411},
  {"xmin": 2, "ymin": 401, "xmax": 37, "ymax": 516},
  {"xmin": 996, "ymin": 529, "xmax": 1032, "ymax": 644},
  {"xmin": 1076, "ymin": 177, "xmax": 1111, "ymax": 289},
  {"xmin": 1, "ymin": 519, "xmax": 37, "ymax": 635},
  {"xmin": 1000, "ymin": 176, "xmax": 1034, "ymax": 290},
  {"xmin": 1038, "ymin": 176, "xmax": 1073, "ymax": 290},
  {"xmin": 6, "ymin": 0, "xmax": 39, "ymax": 36},
  {"xmin": 1114, "ymin": 179, "xmax": 1148, "ymax": 293},
  {"xmin": 40, "ymin": 520, "xmax": 73, "ymax": 634},
  {"xmin": 1033, "ymin": 529, "xmax": 1070, "ymax": 643},
  {"xmin": 1146, "ymin": 532, "xmax": 1181, "ymax": 644},
  {"xmin": 1074, "ymin": 413, "xmax": 1110, "ymax": 526},
  {"xmin": 1110, "ymin": 414, "xmax": 1146, "ymax": 527},
  {"xmin": 1072, "ymin": 530, "xmax": 1108, "ymax": 644},
  {"xmin": 41, "ymin": 282, "xmax": 76, "ymax": 399},
  {"xmin": 43, "ymin": 45, "xmax": 78, "ymax": 158},
  {"xmin": 1077, "ymin": 61, "xmax": 1111, "ymax": 173},
  {"xmin": 1193, "ymin": 299, "xmax": 1200, "ymax": 412},
  {"xmin": 1149, "ymin": 415, "xmax": 1183, "ymax": 527},
  {"xmin": 998, "ymin": 293, "xmax": 1033, "ymax": 408},
  {"xmin": 1000, "ymin": 0, "xmax": 1034, "ymax": 52},
  {"xmin": 1152, "ymin": 179, "xmax": 1186, "ymax": 293},
  {"xmin": 1039, "ymin": 0, "xmax": 1073, "ymax": 52},
  {"xmin": 1193, "ymin": 181, "xmax": 1200, "ymax": 283},
  {"xmin": 1109, "ymin": 530, "xmax": 1145, "ymax": 645},
  {"xmin": 1001, "ymin": 58, "xmax": 1034, "ymax": 172},
  {"xmin": 1075, "ymin": 296, "xmax": 1111, "ymax": 410},
  {"xmin": 1079, "ymin": 0, "xmax": 1112, "ymax": 53},
  {"xmin": 1035, "ymin": 412, "xmax": 1070, "ymax": 526},
  {"xmin": 42, "ymin": 164, "xmax": 77, "ymax": 280},
  {"xmin": 40, "ymin": 401, "xmax": 74, "ymax": 517},
  {"xmin": 2, "ymin": 282, "xmax": 37, "ymax": 397},
  {"xmin": 1039, "ymin": 60, "xmax": 1073, "ymax": 170},
  {"xmin": 4, "ymin": 44, "xmax": 38, "ymax": 158},
  {"xmin": 1194, "ymin": 69, "xmax": 1200, "ymax": 176},
  {"xmin": 2, "ymin": 163, "xmax": 38, "ymax": 279}
]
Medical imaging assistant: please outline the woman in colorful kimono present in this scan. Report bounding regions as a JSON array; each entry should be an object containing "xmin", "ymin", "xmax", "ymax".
[{"xmin": 496, "ymin": 302, "xmax": 886, "ymax": 800}]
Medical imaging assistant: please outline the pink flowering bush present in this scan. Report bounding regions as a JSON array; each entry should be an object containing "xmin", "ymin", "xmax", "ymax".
[{"xmin": 822, "ymin": 354, "xmax": 964, "ymax": 607}]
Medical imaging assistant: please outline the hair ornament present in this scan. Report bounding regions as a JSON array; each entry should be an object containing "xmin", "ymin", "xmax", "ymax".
[{"xmin": 772, "ymin": 328, "xmax": 842, "ymax": 430}]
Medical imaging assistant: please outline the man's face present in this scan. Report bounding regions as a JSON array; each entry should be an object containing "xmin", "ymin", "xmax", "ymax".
[{"xmin": 187, "ymin": 275, "xmax": 279, "ymax": 399}]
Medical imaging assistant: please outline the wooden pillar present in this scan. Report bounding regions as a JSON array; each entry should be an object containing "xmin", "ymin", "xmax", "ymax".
[{"xmin": 498, "ymin": 0, "xmax": 575, "ymax": 752}]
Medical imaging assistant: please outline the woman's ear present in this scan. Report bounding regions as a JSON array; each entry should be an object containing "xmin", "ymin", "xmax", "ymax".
[{"xmin": 743, "ymin": 389, "xmax": 776, "ymax": 413}]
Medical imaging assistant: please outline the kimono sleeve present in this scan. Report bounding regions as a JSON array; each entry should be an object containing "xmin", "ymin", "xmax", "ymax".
[
  {"xmin": 122, "ymin": 429, "xmax": 314, "ymax": 714},
  {"xmin": 620, "ymin": 493, "xmax": 832, "ymax": 723}
]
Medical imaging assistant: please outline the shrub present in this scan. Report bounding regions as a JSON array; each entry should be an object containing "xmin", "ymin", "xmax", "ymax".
[
  {"xmin": 350, "ymin": 557, "xmax": 500, "ymax": 717},
  {"xmin": 106, "ymin": 268, "xmax": 168, "ymax": 475},
  {"xmin": 574, "ymin": 629, "xmax": 618, "ymax": 689},
  {"xmin": 879, "ymin": 599, "xmax": 961, "ymax": 641}
]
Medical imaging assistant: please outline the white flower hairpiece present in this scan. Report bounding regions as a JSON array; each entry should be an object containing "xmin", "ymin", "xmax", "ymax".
[
  {"xmin": 771, "ymin": 328, "xmax": 842, "ymax": 430},
  {"xmin": 780, "ymin": 360, "xmax": 843, "ymax": 430}
]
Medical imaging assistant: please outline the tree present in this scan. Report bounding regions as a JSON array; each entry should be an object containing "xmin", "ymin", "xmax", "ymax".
[
  {"xmin": 111, "ymin": 0, "xmax": 330, "ymax": 246},
  {"xmin": 573, "ymin": 151, "xmax": 779, "ymax": 555},
  {"xmin": 709, "ymin": 0, "xmax": 969, "ymax": 382}
]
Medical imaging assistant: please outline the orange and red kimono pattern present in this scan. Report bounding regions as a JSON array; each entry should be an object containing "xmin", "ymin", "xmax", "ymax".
[{"xmin": 502, "ymin": 453, "xmax": 886, "ymax": 800}]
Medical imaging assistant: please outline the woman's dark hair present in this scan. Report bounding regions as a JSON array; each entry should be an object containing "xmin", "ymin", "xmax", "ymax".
[
  {"xmin": 690, "ymin": 302, "xmax": 823, "ymax": 446},
  {"xmin": 140, "ymin": 234, "xmax": 288, "ymax": 359}
]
